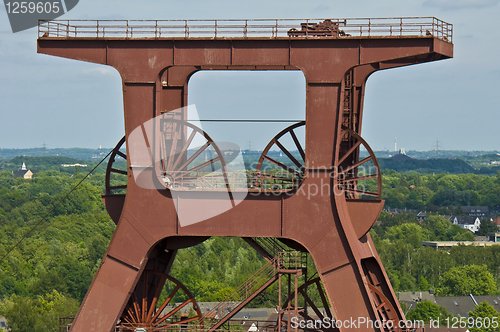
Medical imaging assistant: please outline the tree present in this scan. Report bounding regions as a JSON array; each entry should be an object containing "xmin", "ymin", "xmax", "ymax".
[
  {"xmin": 419, "ymin": 276, "xmax": 429, "ymax": 291},
  {"xmin": 0, "ymin": 291, "xmax": 79, "ymax": 332},
  {"xmin": 423, "ymin": 215, "xmax": 452, "ymax": 241},
  {"xmin": 373, "ymin": 212, "xmax": 419, "ymax": 238},
  {"xmin": 476, "ymin": 218, "xmax": 499, "ymax": 236},
  {"xmin": 406, "ymin": 300, "xmax": 452, "ymax": 324},
  {"xmin": 400, "ymin": 273, "xmax": 416, "ymax": 292},
  {"xmin": 452, "ymin": 229, "xmax": 476, "ymax": 241},
  {"xmin": 468, "ymin": 301, "xmax": 500, "ymax": 332},
  {"xmin": 446, "ymin": 224, "xmax": 475, "ymax": 241},
  {"xmin": 407, "ymin": 186, "xmax": 433, "ymax": 210},
  {"xmin": 385, "ymin": 223, "xmax": 430, "ymax": 247},
  {"xmin": 435, "ymin": 265, "xmax": 498, "ymax": 296}
]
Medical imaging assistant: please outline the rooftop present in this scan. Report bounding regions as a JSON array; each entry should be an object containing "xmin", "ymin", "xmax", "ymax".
[
  {"xmin": 435, "ymin": 295, "xmax": 500, "ymax": 317},
  {"xmin": 421, "ymin": 241, "xmax": 500, "ymax": 248}
]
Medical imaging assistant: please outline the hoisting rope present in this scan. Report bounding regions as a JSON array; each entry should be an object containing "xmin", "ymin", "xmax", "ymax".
[{"xmin": 0, "ymin": 148, "xmax": 115, "ymax": 264}]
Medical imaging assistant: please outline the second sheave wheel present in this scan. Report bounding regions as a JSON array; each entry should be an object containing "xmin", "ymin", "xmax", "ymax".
[
  {"xmin": 335, "ymin": 127, "xmax": 381, "ymax": 200},
  {"xmin": 256, "ymin": 121, "xmax": 305, "ymax": 191}
]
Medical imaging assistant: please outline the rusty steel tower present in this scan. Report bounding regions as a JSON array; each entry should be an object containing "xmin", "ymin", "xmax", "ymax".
[{"xmin": 37, "ymin": 18, "xmax": 453, "ymax": 332}]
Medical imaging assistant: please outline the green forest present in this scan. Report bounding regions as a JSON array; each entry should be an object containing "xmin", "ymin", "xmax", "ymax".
[
  {"xmin": 381, "ymin": 169, "xmax": 500, "ymax": 211},
  {"xmin": 1, "ymin": 156, "xmax": 500, "ymax": 330}
]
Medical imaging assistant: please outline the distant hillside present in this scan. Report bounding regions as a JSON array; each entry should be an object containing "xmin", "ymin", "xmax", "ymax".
[
  {"xmin": 9, "ymin": 155, "xmax": 81, "ymax": 167},
  {"xmin": 2, "ymin": 147, "xmax": 499, "ymax": 160},
  {"xmin": 378, "ymin": 156, "xmax": 475, "ymax": 174},
  {"xmin": 373, "ymin": 150, "xmax": 500, "ymax": 159},
  {"xmin": 0, "ymin": 147, "xmax": 111, "ymax": 160},
  {"xmin": 0, "ymin": 156, "xmax": 103, "ymax": 174},
  {"xmin": 2, "ymin": 147, "xmax": 500, "ymax": 175}
]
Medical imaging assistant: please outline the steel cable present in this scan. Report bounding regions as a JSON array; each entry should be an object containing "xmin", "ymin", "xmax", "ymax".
[{"xmin": 0, "ymin": 148, "xmax": 115, "ymax": 263}]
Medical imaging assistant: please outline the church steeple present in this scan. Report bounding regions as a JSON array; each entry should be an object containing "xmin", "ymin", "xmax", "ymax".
[{"xmin": 21, "ymin": 162, "xmax": 26, "ymax": 170}]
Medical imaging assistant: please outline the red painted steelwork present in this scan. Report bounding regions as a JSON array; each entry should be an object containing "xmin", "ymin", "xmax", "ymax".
[{"xmin": 38, "ymin": 18, "xmax": 453, "ymax": 332}]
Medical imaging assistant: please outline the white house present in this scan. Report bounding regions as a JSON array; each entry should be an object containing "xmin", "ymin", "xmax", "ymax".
[{"xmin": 449, "ymin": 216, "xmax": 481, "ymax": 233}]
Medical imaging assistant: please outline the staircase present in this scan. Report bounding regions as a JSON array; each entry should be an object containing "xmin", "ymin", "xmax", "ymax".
[
  {"xmin": 201, "ymin": 242, "xmax": 307, "ymax": 331},
  {"xmin": 342, "ymin": 69, "xmax": 354, "ymax": 132},
  {"xmin": 242, "ymin": 237, "xmax": 289, "ymax": 261}
]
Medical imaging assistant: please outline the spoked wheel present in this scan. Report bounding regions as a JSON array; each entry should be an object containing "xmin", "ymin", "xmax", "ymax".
[
  {"xmin": 119, "ymin": 272, "xmax": 203, "ymax": 331},
  {"xmin": 105, "ymin": 136, "xmax": 128, "ymax": 195},
  {"xmin": 366, "ymin": 283, "xmax": 399, "ymax": 332},
  {"xmin": 277, "ymin": 277, "xmax": 338, "ymax": 332},
  {"xmin": 159, "ymin": 119, "xmax": 230, "ymax": 191},
  {"xmin": 335, "ymin": 127, "xmax": 381, "ymax": 200},
  {"xmin": 255, "ymin": 121, "xmax": 305, "ymax": 191}
]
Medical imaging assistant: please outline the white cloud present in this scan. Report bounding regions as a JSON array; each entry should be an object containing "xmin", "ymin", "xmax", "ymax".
[{"xmin": 424, "ymin": 0, "xmax": 500, "ymax": 10}]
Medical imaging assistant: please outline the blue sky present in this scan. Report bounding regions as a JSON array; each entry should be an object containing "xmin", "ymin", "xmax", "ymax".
[{"xmin": 0, "ymin": 0, "xmax": 499, "ymax": 151}]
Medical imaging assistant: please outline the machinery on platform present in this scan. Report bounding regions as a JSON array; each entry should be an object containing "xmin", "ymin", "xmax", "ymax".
[{"xmin": 37, "ymin": 17, "xmax": 453, "ymax": 332}]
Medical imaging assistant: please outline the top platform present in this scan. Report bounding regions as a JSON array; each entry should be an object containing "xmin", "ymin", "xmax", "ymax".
[{"xmin": 38, "ymin": 17, "xmax": 452, "ymax": 43}]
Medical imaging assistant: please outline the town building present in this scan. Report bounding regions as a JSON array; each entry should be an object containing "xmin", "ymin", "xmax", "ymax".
[
  {"xmin": 487, "ymin": 232, "xmax": 500, "ymax": 242},
  {"xmin": 447, "ymin": 216, "xmax": 481, "ymax": 233},
  {"xmin": 416, "ymin": 211, "xmax": 427, "ymax": 222},
  {"xmin": 461, "ymin": 206, "xmax": 489, "ymax": 218},
  {"xmin": 421, "ymin": 241, "xmax": 500, "ymax": 249},
  {"xmin": 12, "ymin": 162, "xmax": 37, "ymax": 179},
  {"xmin": 399, "ymin": 291, "xmax": 500, "ymax": 321}
]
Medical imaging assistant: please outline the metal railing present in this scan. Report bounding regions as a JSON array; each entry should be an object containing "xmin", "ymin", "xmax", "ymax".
[
  {"xmin": 277, "ymin": 251, "xmax": 307, "ymax": 270},
  {"xmin": 38, "ymin": 17, "xmax": 452, "ymax": 42},
  {"xmin": 201, "ymin": 250, "xmax": 306, "ymax": 330},
  {"xmin": 201, "ymin": 255, "xmax": 279, "ymax": 327},
  {"xmin": 251, "ymin": 237, "xmax": 289, "ymax": 258},
  {"xmin": 59, "ymin": 315, "xmax": 74, "ymax": 332},
  {"xmin": 162, "ymin": 170, "xmax": 302, "ymax": 192}
]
